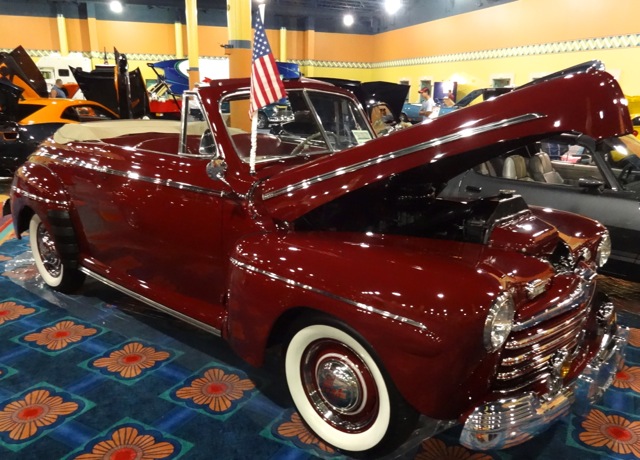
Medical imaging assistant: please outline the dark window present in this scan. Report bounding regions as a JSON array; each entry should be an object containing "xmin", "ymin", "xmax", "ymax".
[
  {"xmin": 58, "ymin": 69, "xmax": 70, "ymax": 77},
  {"xmin": 14, "ymin": 104, "xmax": 44, "ymax": 121},
  {"xmin": 61, "ymin": 107, "xmax": 80, "ymax": 122},
  {"xmin": 61, "ymin": 105, "xmax": 116, "ymax": 122}
]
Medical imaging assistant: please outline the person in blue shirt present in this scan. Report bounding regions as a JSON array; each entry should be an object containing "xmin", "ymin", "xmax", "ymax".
[{"xmin": 50, "ymin": 79, "xmax": 67, "ymax": 98}]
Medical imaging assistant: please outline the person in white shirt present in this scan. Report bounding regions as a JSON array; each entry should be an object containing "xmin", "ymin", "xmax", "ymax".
[{"xmin": 418, "ymin": 87, "xmax": 434, "ymax": 120}]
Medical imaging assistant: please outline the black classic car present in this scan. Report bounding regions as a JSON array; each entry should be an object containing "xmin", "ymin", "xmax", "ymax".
[{"xmin": 441, "ymin": 131, "xmax": 640, "ymax": 281}]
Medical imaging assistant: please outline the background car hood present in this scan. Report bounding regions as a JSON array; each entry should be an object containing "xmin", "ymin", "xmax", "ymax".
[
  {"xmin": 259, "ymin": 67, "xmax": 631, "ymax": 222},
  {"xmin": 0, "ymin": 46, "xmax": 48, "ymax": 99},
  {"xmin": 314, "ymin": 78, "xmax": 409, "ymax": 122},
  {"xmin": 72, "ymin": 50, "xmax": 148, "ymax": 119},
  {"xmin": 0, "ymin": 80, "xmax": 24, "ymax": 121}
]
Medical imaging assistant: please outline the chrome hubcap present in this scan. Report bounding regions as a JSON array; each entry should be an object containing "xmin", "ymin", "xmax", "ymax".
[
  {"xmin": 316, "ymin": 357, "xmax": 361, "ymax": 414},
  {"xmin": 302, "ymin": 339, "xmax": 379, "ymax": 433},
  {"xmin": 37, "ymin": 223, "xmax": 61, "ymax": 277}
]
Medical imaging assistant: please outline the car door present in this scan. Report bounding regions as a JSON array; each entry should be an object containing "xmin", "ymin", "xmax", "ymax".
[{"xmin": 67, "ymin": 97, "xmax": 228, "ymax": 328}]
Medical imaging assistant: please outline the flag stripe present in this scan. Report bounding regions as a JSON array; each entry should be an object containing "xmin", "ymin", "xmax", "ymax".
[{"xmin": 249, "ymin": 10, "xmax": 286, "ymax": 118}]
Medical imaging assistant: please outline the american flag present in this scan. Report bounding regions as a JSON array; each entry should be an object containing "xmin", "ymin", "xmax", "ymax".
[{"xmin": 249, "ymin": 10, "xmax": 285, "ymax": 118}]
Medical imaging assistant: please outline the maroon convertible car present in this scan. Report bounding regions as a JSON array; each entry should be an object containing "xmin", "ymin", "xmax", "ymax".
[{"xmin": 5, "ymin": 64, "xmax": 629, "ymax": 455}]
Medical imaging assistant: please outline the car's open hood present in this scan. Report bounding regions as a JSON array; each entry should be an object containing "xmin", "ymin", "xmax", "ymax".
[
  {"xmin": 314, "ymin": 78, "xmax": 409, "ymax": 122},
  {"xmin": 0, "ymin": 46, "xmax": 48, "ymax": 99},
  {"xmin": 259, "ymin": 66, "xmax": 632, "ymax": 222},
  {"xmin": 72, "ymin": 51, "xmax": 148, "ymax": 119},
  {"xmin": 0, "ymin": 79, "xmax": 24, "ymax": 121}
]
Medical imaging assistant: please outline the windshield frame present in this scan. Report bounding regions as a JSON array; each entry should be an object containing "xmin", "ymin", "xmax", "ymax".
[{"xmin": 219, "ymin": 87, "xmax": 375, "ymax": 166}]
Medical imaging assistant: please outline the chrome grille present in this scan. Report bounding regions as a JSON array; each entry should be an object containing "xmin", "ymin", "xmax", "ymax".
[{"xmin": 494, "ymin": 281, "xmax": 593, "ymax": 395}]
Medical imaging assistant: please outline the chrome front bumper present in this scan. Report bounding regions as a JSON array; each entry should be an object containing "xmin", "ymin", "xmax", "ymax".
[{"xmin": 459, "ymin": 325, "xmax": 629, "ymax": 451}]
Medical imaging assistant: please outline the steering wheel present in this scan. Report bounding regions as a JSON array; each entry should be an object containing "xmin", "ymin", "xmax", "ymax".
[
  {"xmin": 290, "ymin": 131, "xmax": 339, "ymax": 156},
  {"xmin": 618, "ymin": 163, "xmax": 635, "ymax": 184}
]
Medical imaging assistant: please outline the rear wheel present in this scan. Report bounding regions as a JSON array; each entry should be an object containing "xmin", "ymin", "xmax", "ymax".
[
  {"xmin": 285, "ymin": 321, "xmax": 418, "ymax": 454},
  {"xmin": 29, "ymin": 213, "xmax": 84, "ymax": 293}
]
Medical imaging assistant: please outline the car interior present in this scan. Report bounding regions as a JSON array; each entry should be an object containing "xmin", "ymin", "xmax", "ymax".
[{"xmin": 474, "ymin": 139, "xmax": 608, "ymax": 187}]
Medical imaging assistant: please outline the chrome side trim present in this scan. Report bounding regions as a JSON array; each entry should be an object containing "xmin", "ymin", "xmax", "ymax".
[
  {"xmin": 79, "ymin": 267, "xmax": 222, "ymax": 337},
  {"xmin": 11, "ymin": 185, "xmax": 70, "ymax": 207},
  {"xmin": 33, "ymin": 152, "xmax": 224, "ymax": 198},
  {"xmin": 262, "ymin": 113, "xmax": 546, "ymax": 200},
  {"xmin": 230, "ymin": 258, "xmax": 428, "ymax": 331}
]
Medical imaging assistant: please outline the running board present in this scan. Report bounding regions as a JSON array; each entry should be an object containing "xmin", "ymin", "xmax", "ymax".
[{"xmin": 79, "ymin": 267, "xmax": 222, "ymax": 337}]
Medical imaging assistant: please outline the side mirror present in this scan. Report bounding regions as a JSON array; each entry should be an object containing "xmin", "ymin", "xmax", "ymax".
[{"xmin": 206, "ymin": 158, "xmax": 228, "ymax": 182}]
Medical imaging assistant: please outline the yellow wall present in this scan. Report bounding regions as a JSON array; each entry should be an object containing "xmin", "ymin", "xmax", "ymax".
[
  {"xmin": 0, "ymin": 16, "xmax": 59, "ymax": 50},
  {"xmin": 198, "ymin": 25, "xmax": 230, "ymax": 58},
  {"xmin": 373, "ymin": 0, "xmax": 640, "ymax": 97},
  {"xmin": 2, "ymin": 0, "xmax": 640, "ymax": 95},
  {"xmin": 95, "ymin": 21, "xmax": 176, "ymax": 55}
]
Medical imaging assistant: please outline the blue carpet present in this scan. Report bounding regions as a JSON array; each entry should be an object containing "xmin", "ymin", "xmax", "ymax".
[{"xmin": 0, "ymin": 232, "xmax": 638, "ymax": 459}]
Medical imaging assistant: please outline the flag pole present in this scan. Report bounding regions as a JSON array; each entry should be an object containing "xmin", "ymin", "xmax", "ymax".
[
  {"xmin": 250, "ymin": 111, "xmax": 258, "ymax": 174},
  {"xmin": 249, "ymin": 4, "xmax": 265, "ymax": 175}
]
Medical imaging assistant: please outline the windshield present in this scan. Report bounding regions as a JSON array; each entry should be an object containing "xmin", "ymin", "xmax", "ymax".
[{"xmin": 222, "ymin": 89, "xmax": 374, "ymax": 164}]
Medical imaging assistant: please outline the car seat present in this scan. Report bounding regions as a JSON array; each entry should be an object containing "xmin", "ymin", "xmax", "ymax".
[
  {"xmin": 476, "ymin": 161, "xmax": 496, "ymax": 176},
  {"xmin": 529, "ymin": 152, "xmax": 564, "ymax": 184},
  {"xmin": 502, "ymin": 155, "xmax": 534, "ymax": 181}
]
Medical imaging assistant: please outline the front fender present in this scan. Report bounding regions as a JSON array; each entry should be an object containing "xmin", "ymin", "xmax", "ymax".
[
  {"xmin": 530, "ymin": 205, "xmax": 607, "ymax": 253},
  {"xmin": 10, "ymin": 160, "xmax": 72, "ymax": 236},
  {"xmin": 225, "ymin": 231, "xmax": 512, "ymax": 419}
]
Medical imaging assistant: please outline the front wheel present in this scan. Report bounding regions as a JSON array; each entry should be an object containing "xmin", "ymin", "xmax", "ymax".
[
  {"xmin": 285, "ymin": 322, "xmax": 418, "ymax": 454},
  {"xmin": 29, "ymin": 213, "xmax": 85, "ymax": 293}
]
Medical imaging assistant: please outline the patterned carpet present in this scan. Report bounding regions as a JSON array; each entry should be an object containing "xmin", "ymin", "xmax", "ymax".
[{"xmin": 0, "ymin": 214, "xmax": 639, "ymax": 460}]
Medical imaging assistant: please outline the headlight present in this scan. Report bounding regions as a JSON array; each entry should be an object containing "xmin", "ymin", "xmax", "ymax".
[
  {"xmin": 596, "ymin": 232, "xmax": 611, "ymax": 267},
  {"xmin": 484, "ymin": 293, "xmax": 515, "ymax": 352}
]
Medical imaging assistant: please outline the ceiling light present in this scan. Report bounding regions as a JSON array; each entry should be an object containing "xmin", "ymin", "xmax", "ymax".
[
  {"xmin": 110, "ymin": 1, "xmax": 123, "ymax": 13},
  {"xmin": 343, "ymin": 13, "xmax": 354, "ymax": 26},
  {"xmin": 384, "ymin": 0, "xmax": 401, "ymax": 15}
]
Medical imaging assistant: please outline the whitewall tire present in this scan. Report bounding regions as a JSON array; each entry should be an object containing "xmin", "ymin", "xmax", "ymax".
[
  {"xmin": 285, "ymin": 323, "xmax": 393, "ymax": 452},
  {"xmin": 29, "ymin": 213, "xmax": 84, "ymax": 292}
]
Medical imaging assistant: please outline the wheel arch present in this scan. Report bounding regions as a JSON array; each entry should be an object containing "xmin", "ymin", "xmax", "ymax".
[
  {"xmin": 265, "ymin": 305, "xmax": 320, "ymax": 349},
  {"xmin": 11, "ymin": 162, "xmax": 74, "ymax": 233},
  {"xmin": 11, "ymin": 162, "xmax": 82, "ymax": 269},
  {"xmin": 14, "ymin": 204, "xmax": 34, "ymax": 236}
]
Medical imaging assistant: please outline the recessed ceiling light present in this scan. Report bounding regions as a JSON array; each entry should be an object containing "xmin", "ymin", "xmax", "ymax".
[
  {"xmin": 343, "ymin": 13, "xmax": 354, "ymax": 26},
  {"xmin": 384, "ymin": 0, "xmax": 401, "ymax": 15},
  {"xmin": 110, "ymin": 1, "xmax": 123, "ymax": 13}
]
